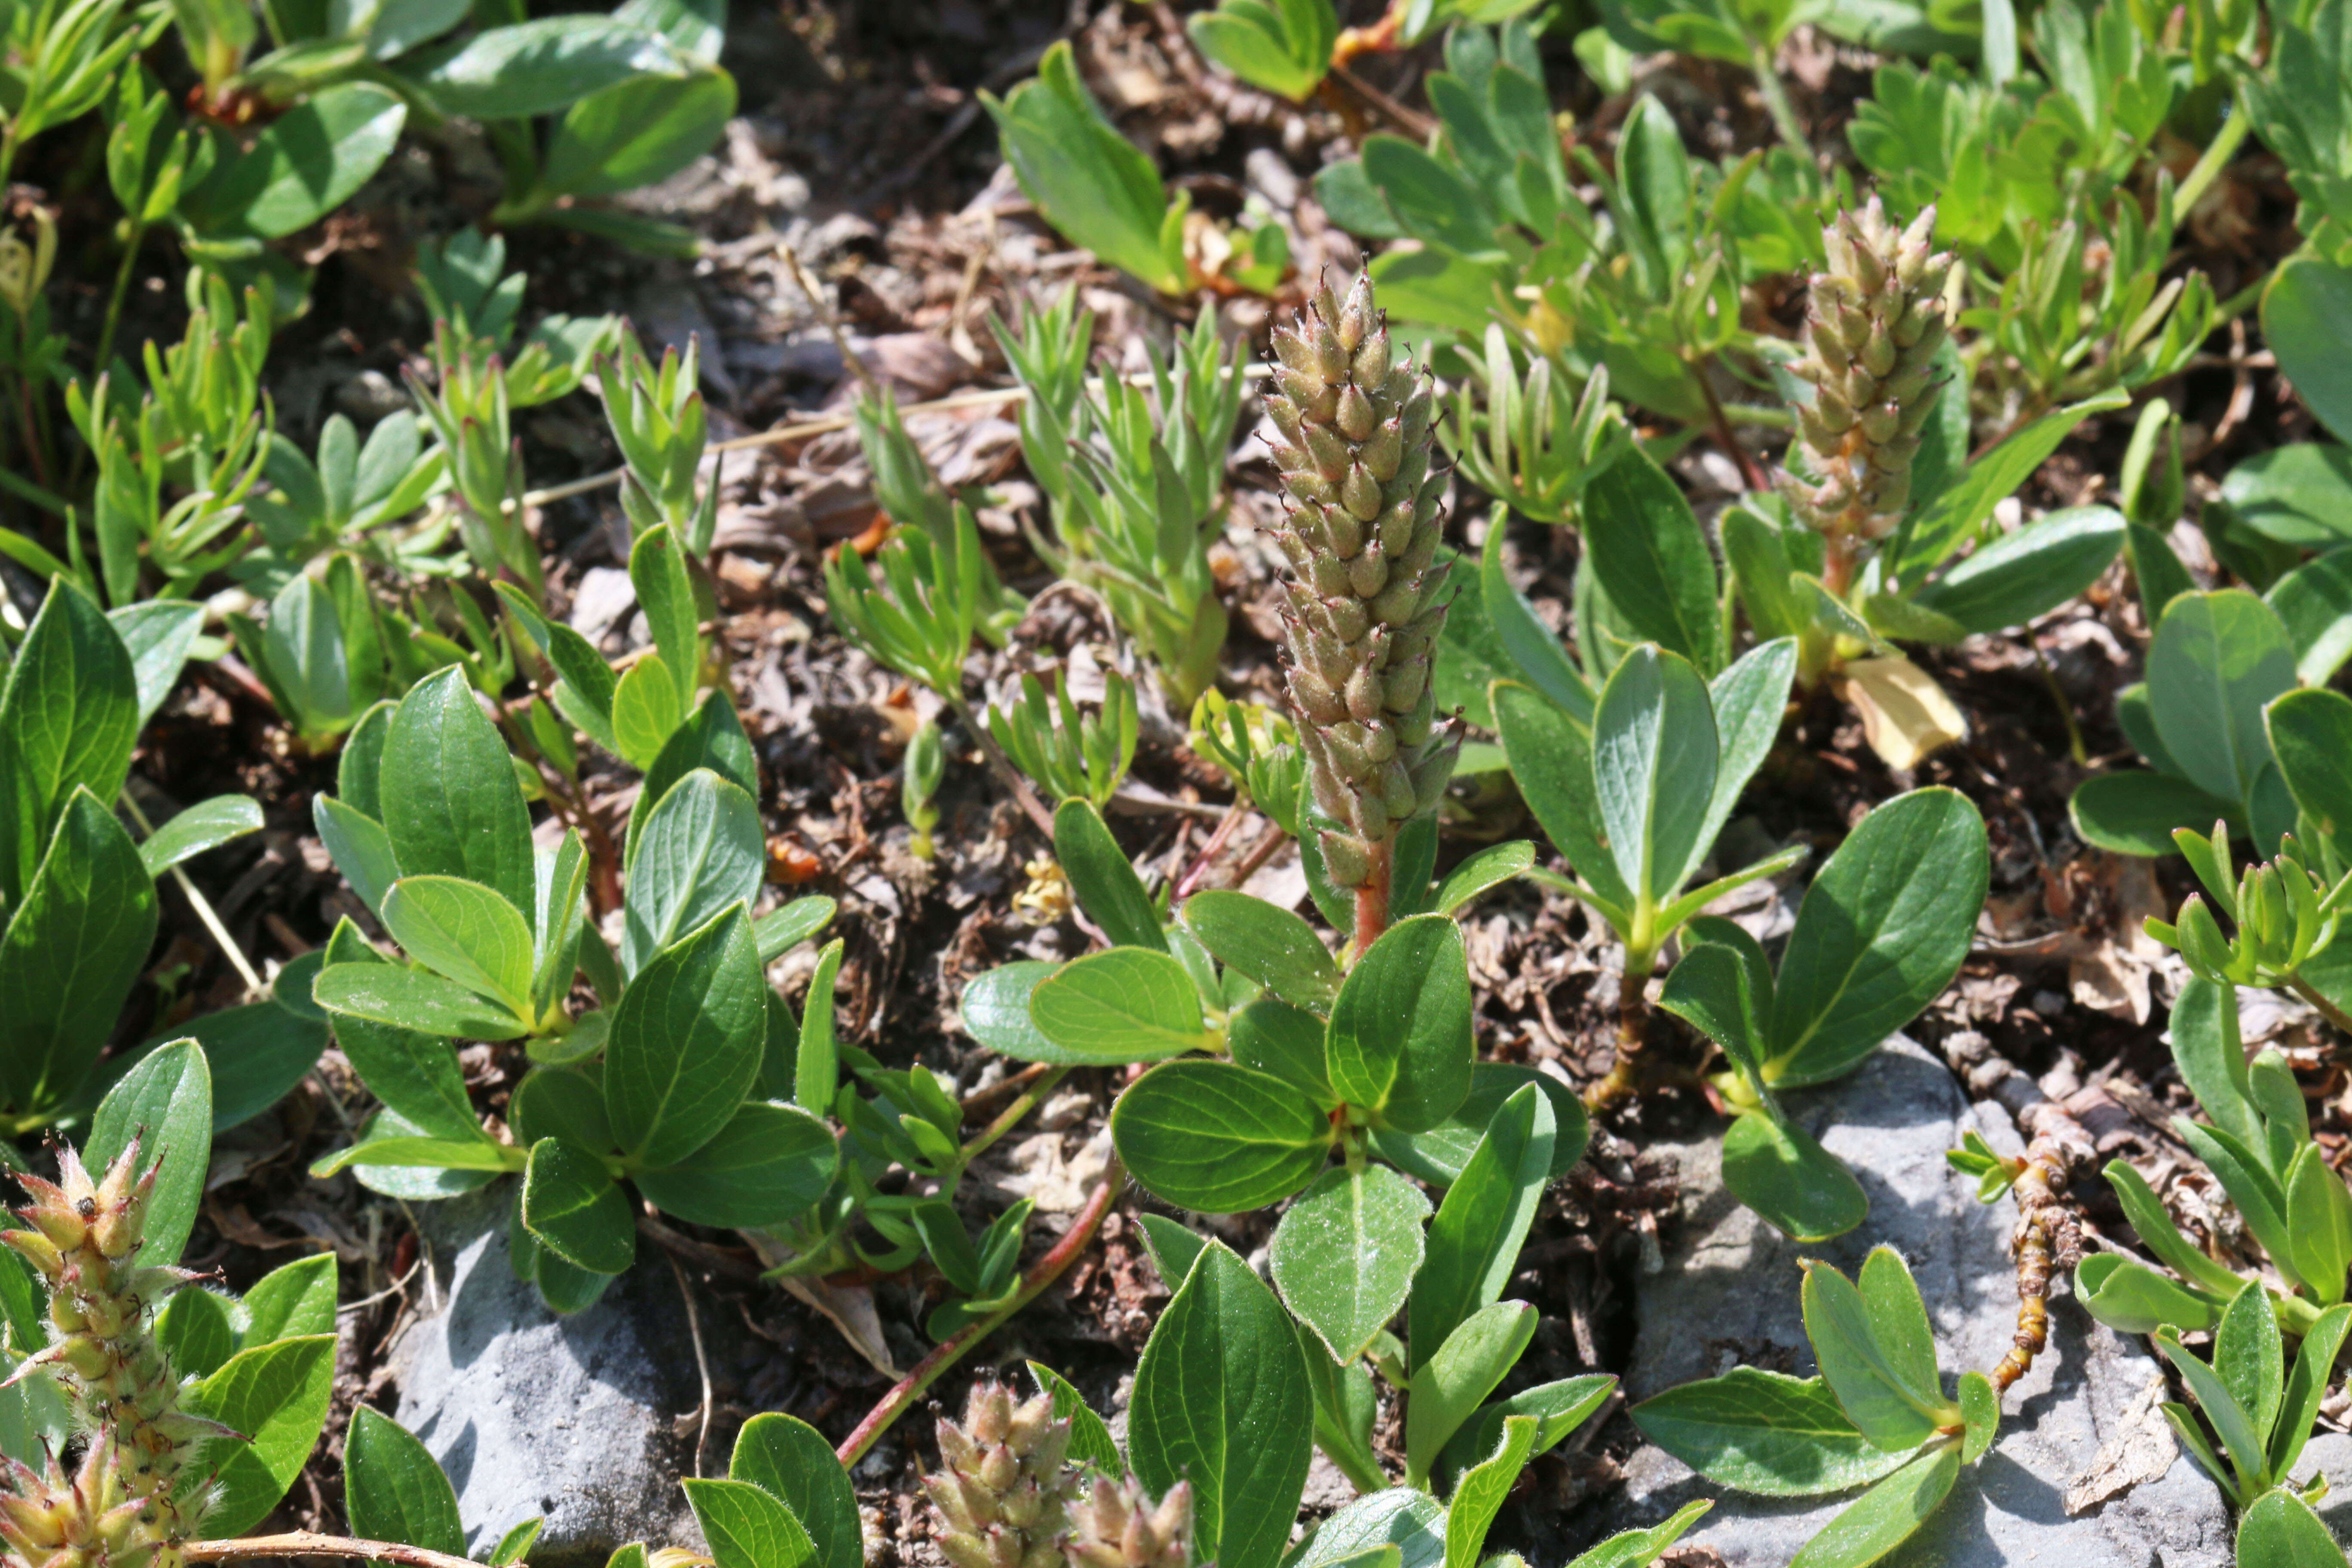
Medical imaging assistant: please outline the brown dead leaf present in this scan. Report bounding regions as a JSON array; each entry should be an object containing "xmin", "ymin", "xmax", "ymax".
[
  {"xmin": 2065, "ymin": 1376, "xmax": 2178, "ymax": 1514},
  {"xmin": 1834, "ymin": 655, "xmax": 1969, "ymax": 769}
]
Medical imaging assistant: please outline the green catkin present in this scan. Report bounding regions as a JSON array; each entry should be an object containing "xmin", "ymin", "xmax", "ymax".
[
  {"xmin": 1059, "ymin": 1475, "xmax": 1190, "ymax": 1568},
  {"xmin": 1262, "ymin": 273, "xmax": 1461, "ymax": 894},
  {"xmin": 923, "ymin": 1384, "xmax": 1078, "ymax": 1568},
  {"xmin": 1, "ymin": 1143, "xmax": 208, "ymax": 1568},
  {"xmin": 1776, "ymin": 199, "xmax": 1956, "ymax": 551}
]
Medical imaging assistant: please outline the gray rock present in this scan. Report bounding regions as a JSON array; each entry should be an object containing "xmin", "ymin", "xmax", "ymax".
[
  {"xmin": 388, "ymin": 1190, "xmax": 705, "ymax": 1567},
  {"xmin": 2288, "ymin": 1433, "xmax": 2352, "ymax": 1539},
  {"xmin": 1611, "ymin": 1035, "xmax": 2232, "ymax": 1567}
]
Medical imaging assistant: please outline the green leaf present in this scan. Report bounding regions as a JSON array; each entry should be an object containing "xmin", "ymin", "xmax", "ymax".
[
  {"xmin": 152, "ymin": 968, "xmax": 330, "ymax": 1132},
  {"xmin": 2147, "ymin": 590, "xmax": 2298, "ymax": 809},
  {"xmin": 0, "ymin": 790, "xmax": 158, "ymax": 1120},
  {"xmin": 1269, "ymin": 1164, "xmax": 1432, "ymax": 1363},
  {"xmin": 1228, "ymin": 998, "xmax": 1338, "ymax": 1108},
  {"xmin": 1404, "ymin": 1300, "xmax": 1536, "ymax": 1487},
  {"xmin": 729, "ymin": 1414, "xmax": 861, "ymax": 1568},
  {"xmin": 108, "ymin": 600, "xmax": 205, "ymax": 726},
  {"xmin": 1855, "ymin": 1247, "xmax": 1941, "ymax": 1404},
  {"xmin": 380, "ymin": 667, "xmax": 535, "ymax": 920},
  {"xmin": 239, "ymin": 1254, "xmax": 340, "ymax": 1346},
  {"xmin": 156, "ymin": 1288, "xmax": 237, "ymax": 1381},
  {"xmin": 628, "ymin": 524, "xmax": 701, "ymax": 716},
  {"xmin": 1326, "ymin": 914, "xmax": 1473, "ymax": 1132},
  {"xmin": 310, "ymin": 1133, "xmax": 519, "ymax": 1179},
  {"xmin": 2156, "ymin": 1327, "xmax": 2271, "ymax": 1492},
  {"xmin": 980, "ymin": 42, "xmax": 1184, "ymax": 295},
  {"xmin": 2069, "ymin": 771, "xmax": 2243, "ymax": 858},
  {"xmin": 958, "ymin": 961, "xmax": 1060, "ymax": 1060},
  {"xmin": 1410, "ymin": 1084, "xmax": 1553, "ymax": 1368},
  {"xmin": 315, "ymin": 794, "xmax": 399, "ymax": 918},
  {"xmin": 1439, "ymin": 1374, "xmax": 1614, "ymax": 1482},
  {"xmin": 683, "ymin": 1477, "xmax": 818, "ymax": 1568},
  {"xmin": 1492, "ymin": 681, "xmax": 1632, "ymax": 920},
  {"xmin": 2270, "ymin": 688, "xmax": 2352, "ymax": 860},
  {"xmin": 1443, "ymin": 1415, "xmax": 1537, "ymax": 1568},
  {"xmin": 1111, "ymin": 1060, "xmax": 1331, "ymax": 1212},
  {"xmin": 1957, "ymin": 1370, "xmax": 1997, "ymax": 1464},
  {"xmin": 1055, "ymin": 799, "xmax": 1165, "ymax": 951},
  {"xmin": 490, "ymin": 1520, "xmax": 544, "ymax": 1566},
  {"xmin": 1562, "ymin": 1502, "xmax": 1712, "ymax": 1568},
  {"xmin": 2287, "ymin": 1143, "xmax": 2352, "ymax": 1308},
  {"xmin": 2268, "ymin": 547, "xmax": 2352, "ymax": 687},
  {"xmin": 635, "ymin": 1100, "xmax": 836, "ymax": 1228},
  {"xmin": 1129, "ymin": 1241, "xmax": 1313, "ymax": 1568},
  {"xmin": 186, "ymin": 83, "xmax": 405, "ymax": 239},
  {"xmin": 522, "ymin": 1138, "xmax": 636, "ymax": 1274},
  {"xmin": 613, "ymin": 656, "xmax": 684, "ymax": 770},
  {"xmin": 1028, "ymin": 947, "xmax": 1216, "ymax": 1063},
  {"xmin": 1581, "ymin": 446, "xmax": 1720, "ymax": 671},
  {"xmin": 1632, "ymin": 1367, "xmax": 1911, "ymax": 1496},
  {"xmin": 793, "ymin": 940, "xmax": 843, "ymax": 1115},
  {"xmin": 755, "ymin": 897, "xmax": 835, "ymax": 963},
  {"xmin": 1186, "ymin": 0, "xmax": 1334, "ymax": 100},
  {"xmin": 381, "ymin": 875, "xmax": 536, "ymax": 1021},
  {"xmin": 1592, "ymin": 644, "xmax": 1718, "ymax": 902},
  {"xmin": 605, "ymin": 903, "xmax": 763, "ymax": 1169},
  {"xmin": 1799, "ymin": 1258, "xmax": 1947, "ymax": 1451},
  {"xmin": 1480, "ymin": 521, "xmax": 1594, "ymax": 726},
  {"xmin": 0, "ymin": 578, "xmax": 137, "ymax": 909},
  {"xmin": 2213, "ymin": 1278, "xmax": 2285, "ymax": 1453},
  {"xmin": 2223, "ymin": 445, "xmax": 2352, "ymax": 548},
  {"xmin": 138, "ymin": 795, "xmax": 264, "ymax": 877},
  {"xmin": 1893, "ymin": 387, "xmax": 2128, "ymax": 579},
  {"xmin": 1026, "ymin": 1363, "xmax": 1124, "ymax": 1476},
  {"xmin": 345, "ymin": 1406, "xmax": 464, "ymax": 1556},
  {"xmin": 2073, "ymin": 1254, "xmax": 2222, "ymax": 1335},
  {"xmin": 1785, "ymin": 1441, "xmax": 1962, "ymax": 1568},
  {"xmin": 314, "ymin": 962, "xmax": 530, "ymax": 1041},
  {"xmin": 1911, "ymin": 506, "xmax": 2125, "ymax": 635},
  {"xmin": 90, "ymin": 1038, "xmax": 211, "ymax": 1266},
  {"xmin": 1290, "ymin": 1490, "xmax": 1443, "ymax": 1568},
  {"xmin": 2272, "ymin": 1303, "xmax": 2352, "ymax": 1485},
  {"xmin": 1767, "ymin": 787, "xmax": 1988, "ymax": 1087},
  {"xmin": 1433, "ymin": 840, "xmax": 1535, "ymax": 916},
  {"xmin": 412, "ymin": 17, "xmax": 691, "ymax": 118},
  {"xmin": 1660, "ymin": 938, "xmax": 1770, "ymax": 1090},
  {"xmin": 622, "ymin": 769, "xmax": 764, "ymax": 976},
  {"xmin": 1136, "ymin": 1213, "xmax": 1209, "ymax": 1289},
  {"xmin": 2236, "ymin": 1491, "xmax": 2352, "ymax": 1568},
  {"xmin": 2264, "ymin": 257, "xmax": 2352, "ymax": 446},
  {"xmin": 187, "ymin": 1335, "xmax": 338, "ymax": 1535},
  {"xmin": 1720, "ymin": 1110, "xmax": 1868, "ymax": 1243},
  {"xmin": 543, "ymin": 66, "xmax": 734, "ymax": 198},
  {"xmin": 1371, "ymin": 1063, "xmax": 1589, "ymax": 1187},
  {"xmin": 2179, "ymin": 1120, "xmax": 2297, "ymax": 1282},
  {"xmin": 1181, "ymin": 890, "xmax": 1339, "ymax": 1011},
  {"xmin": 320, "ymin": 920, "xmax": 482, "ymax": 1141}
]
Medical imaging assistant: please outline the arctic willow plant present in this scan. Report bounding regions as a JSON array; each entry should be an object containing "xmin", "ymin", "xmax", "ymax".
[
  {"xmin": 958, "ymin": 274, "xmax": 1610, "ymax": 1510},
  {"xmin": 3, "ymin": 1045, "xmax": 344, "ymax": 1562},
  {"xmin": 0, "ymin": 580, "xmax": 285, "ymax": 1145},
  {"xmin": 927, "ymin": 1313, "xmax": 1707, "ymax": 1568},
  {"xmin": 1632, "ymin": 1250, "xmax": 2000, "ymax": 1568}
]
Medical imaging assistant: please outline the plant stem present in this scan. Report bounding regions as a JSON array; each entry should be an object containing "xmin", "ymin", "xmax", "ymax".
[
  {"xmin": 1583, "ymin": 934, "xmax": 1657, "ymax": 1112},
  {"xmin": 1694, "ymin": 358, "xmax": 1770, "ymax": 493},
  {"xmin": 2026, "ymin": 631, "xmax": 2087, "ymax": 766},
  {"xmin": 93, "ymin": 218, "xmax": 146, "ymax": 386},
  {"xmin": 1746, "ymin": 36, "xmax": 1809, "ymax": 154},
  {"xmin": 119, "ymin": 790, "xmax": 265, "ymax": 995},
  {"xmin": 948, "ymin": 694, "xmax": 1057, "ymax": 839},
  {"xmin": 833, "ymin": 1155, "xmax": 1124, "ymax": 1468},
  {"xmin": 1352, "ymin": 836, "xmax": 1394, "ymax": 959},
  {"xmin": 958, "ymin": 1065, "xmax": 1069, "ymax": 1166},
  {"xmin": 2290, "ymin": 973, "xmax": 2352, "ymax": 1040},
  {"xmin": 188, "ymin": 1536, "xmax": 479, "ymax": 1568}
]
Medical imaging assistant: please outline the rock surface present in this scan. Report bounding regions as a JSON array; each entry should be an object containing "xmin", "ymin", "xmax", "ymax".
[
  {"xmin": 388, "ymin": 1189, "xmax": 707, "ymax": 1567},
  {"xmin": 1609, "ymin": 1035, "xmax": 2233, "ymax": 1567}
]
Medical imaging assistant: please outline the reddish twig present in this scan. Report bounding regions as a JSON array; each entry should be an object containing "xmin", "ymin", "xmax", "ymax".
[{"xmin": 834, "ymin": 1155, "xmax": 1125, "ymax": 1467}]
